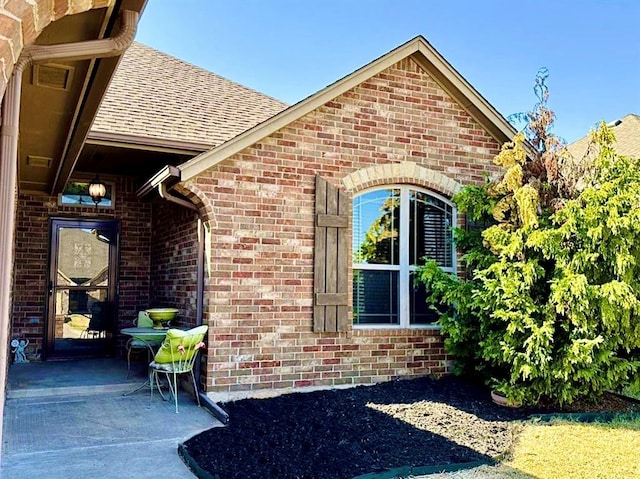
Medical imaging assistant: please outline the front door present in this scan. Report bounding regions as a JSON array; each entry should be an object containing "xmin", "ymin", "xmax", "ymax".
[{"xmin": 46, "ymin": 218, "xmax": 119, "ymax": 358}]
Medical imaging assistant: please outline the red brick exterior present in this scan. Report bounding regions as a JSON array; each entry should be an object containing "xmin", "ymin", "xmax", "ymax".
[
  {"xmin": 188, "ymin": 58, "xmax": 503, "ymax": 399},
  {"xmin": 149, "ymin": 200, "xmax": 199, "ymax": 327},
  {"xmin": 9, "ymin": 56, "xmax": 505, "ymax": 399},
  {"xmin": 12, "ymin": 176, "xmax": 152, "ymax": 357}
]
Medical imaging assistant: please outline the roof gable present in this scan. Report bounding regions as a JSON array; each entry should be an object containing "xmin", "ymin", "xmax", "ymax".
[{"xmin": 179, "ymin": 35, "xmax": 516, "ymax": 181}]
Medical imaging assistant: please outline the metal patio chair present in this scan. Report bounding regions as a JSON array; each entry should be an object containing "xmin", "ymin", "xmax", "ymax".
[{"xmin": 149, "ymin": 325, "xmax": 208, "ymax": 413}]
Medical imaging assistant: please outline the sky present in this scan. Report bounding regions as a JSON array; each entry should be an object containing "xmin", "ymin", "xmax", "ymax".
[{"xmin": 135, "ymin": 1, "xmax": 640, "ymax": 144}]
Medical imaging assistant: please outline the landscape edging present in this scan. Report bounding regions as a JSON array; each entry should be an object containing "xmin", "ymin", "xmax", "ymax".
[
  {"xmin": 179, "ymin": 441, "xmax": 492, "ymax": 479},
  {"xmin": 179, "ymin": 443, "xmax": 220, "ymax": 479},
  {"xmin": 351, "ymin": 460, "xmax": 493, "ymax": 479},
  {"xmin": 528, "ymin": 411, "xmax": 640, "ymax": 423}
]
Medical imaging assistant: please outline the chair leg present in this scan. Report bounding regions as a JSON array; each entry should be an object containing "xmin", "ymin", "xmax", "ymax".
[
  {"xmin": 172, "ymin": 372, "xmax": 179, "ymax": 413},
  {"xmin": 148, "ymin": 367, "xmax": 154, "ymax": 408},
  {"xmin": 126, "ymin": 347, "xmax": 132, "ymax": 379},
  {"xmin": 190, "ymin": 371, "xmax": 201, "ymax": 408}
]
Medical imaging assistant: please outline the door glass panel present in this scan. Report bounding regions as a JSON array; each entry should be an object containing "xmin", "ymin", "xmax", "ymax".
[
  {"xmin": 56, "ymin": 288, "xmax": 109, "ymax": 339},
  {"xmin": 49, "ymin": 221, "xmax": 117, "ymax": 357}
]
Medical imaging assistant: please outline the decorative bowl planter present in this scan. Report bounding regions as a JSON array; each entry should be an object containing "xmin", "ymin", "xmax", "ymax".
[
  {"xmin": 491, "ymin": 390, "xmax": 522, "ymax": 408},
  {"xmin": 146, "ymin": 308, "xmax": 179, "ymax": 329}
]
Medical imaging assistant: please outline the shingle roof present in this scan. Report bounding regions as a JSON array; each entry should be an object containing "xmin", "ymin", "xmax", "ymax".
[
  {"xmin": 567, "ymin": 113, "xmax": 640, "ymax": 160},
  {"xmin": 91, "ymin": 42, "xmax": 288, "ymax": 148}
]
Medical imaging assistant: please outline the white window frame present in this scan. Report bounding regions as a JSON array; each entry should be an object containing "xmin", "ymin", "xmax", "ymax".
[{"xmin": 352, "ymin": 185, "xmax": 456, "ymax": 329}]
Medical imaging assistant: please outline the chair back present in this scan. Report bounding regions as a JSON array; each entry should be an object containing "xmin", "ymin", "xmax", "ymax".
[
  {"xmin": 136, "ymin": 311, "xmax": 153, "ymax": 328},
  {"xmin": 152, "ymin": 325, "xmax": 208, "ymax": 373},
  {"xmin": 87, "ymin": 301, "xmax": 109, "ymax": 333}
]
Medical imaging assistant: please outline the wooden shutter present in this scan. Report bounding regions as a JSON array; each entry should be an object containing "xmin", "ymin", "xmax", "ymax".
[{"xmin": 314, "ymin": 175, "xmax": 350, "ymax": 332}]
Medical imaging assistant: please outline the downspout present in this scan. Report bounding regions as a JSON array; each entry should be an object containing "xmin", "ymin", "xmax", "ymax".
[
  {"xmin": 157, "ymin": 183, "xmax": 204, "ymax": 328},
  {"xmin": 0, "ymin": 55, "xmax": 26, "ymax": 452},
  {"xmin": 0, "ymin": 9, "xmax": 140, "ymax": 454},
  {"xmin": 157, "ymin": 183, "xmax": 229, "ymax": 424}
]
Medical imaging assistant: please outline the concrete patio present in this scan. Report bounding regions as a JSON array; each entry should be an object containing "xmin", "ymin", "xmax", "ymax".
[{"xmin": 1, "ymin": 359, "xmax": 224, "ymax": 478}]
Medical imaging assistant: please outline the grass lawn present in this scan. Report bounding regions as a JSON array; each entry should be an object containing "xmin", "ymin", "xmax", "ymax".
[
  {"xmin": 505, "ymin": 417, "xmax": 640, "ymax": 479},
  {"xmin": 422, "ymin": 416, "xmax": 640, "ymax": 479}
]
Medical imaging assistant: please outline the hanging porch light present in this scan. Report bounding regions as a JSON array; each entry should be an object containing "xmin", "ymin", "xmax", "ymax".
[{"xmin": 88, "ymin": 174, "xmax": 107, "ymax": 206}]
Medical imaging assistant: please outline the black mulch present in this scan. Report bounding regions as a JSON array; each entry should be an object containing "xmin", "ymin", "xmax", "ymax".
[{"xmin": 182, "ymin": 376, "xmax": 639, "ymax": 479}]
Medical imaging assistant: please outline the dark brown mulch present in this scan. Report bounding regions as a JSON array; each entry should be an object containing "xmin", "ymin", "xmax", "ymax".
[{"xmin": 182, "ymin": 376, "xmax": 640, "ymax": 479}]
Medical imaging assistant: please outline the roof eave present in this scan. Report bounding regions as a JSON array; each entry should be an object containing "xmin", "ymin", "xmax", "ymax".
[
  {"xmin": 86, "ymin": 130, "xmax": 212, "ymax": 154},
  {"xmin": 412, "ymin": 42, "xmax": 516, "ymax": 144}
]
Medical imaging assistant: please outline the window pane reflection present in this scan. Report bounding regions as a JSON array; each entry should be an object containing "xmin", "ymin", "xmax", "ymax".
[
  {"xmin": 353, "ymin": 270, "xmax": 399, "ymax": 324},
  {"xmin": 409, "ymin": 274, "xmax": 442, "ymax": 325},
  {"xmin": 409, "ymin": 191, "xmax": 453, "ymax": 267},
  {"xmin": 352, "ymin": 189, "xmax": 400, "ymax": 265}
]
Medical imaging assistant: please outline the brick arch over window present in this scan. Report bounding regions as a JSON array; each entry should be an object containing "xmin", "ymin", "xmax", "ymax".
[
  {"xmin": 0, "ymin": 0, "xmax": 114, "ymax": 97},
  {"xmin": 341, "ymin": 162, "xmax": 462, "ymax": 197}
]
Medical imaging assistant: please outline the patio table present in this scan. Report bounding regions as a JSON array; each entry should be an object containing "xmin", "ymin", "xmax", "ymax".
[{"xmin": 121, "ymin": 326, "xmax": 168, "ymax": 351}]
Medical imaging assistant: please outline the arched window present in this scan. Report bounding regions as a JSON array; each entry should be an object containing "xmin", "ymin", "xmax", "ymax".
[{"xmin": 352, "ymin": 186, "xmax": 455, "ymax": 327}]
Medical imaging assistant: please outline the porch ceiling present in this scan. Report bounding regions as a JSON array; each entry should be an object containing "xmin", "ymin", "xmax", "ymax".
[
  {"xmin": 17, "ymin": 0, "xmax": 147, "ymax": 195},
  {"xmin": 76, "ymin": 143, "xmax": 193, "ymax": 183}
]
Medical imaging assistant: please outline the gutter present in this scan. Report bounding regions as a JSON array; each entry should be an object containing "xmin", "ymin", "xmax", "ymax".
[
  {"xmin": 140, "ymin": 167, "xmax": 229, "ymax": 424},
  {"xmin": 87, "ymin": 131, "xmax": 212, "ymax": 155},
  {"xmin": 136, "ymin": 165, "xmax": 181, "ymax": 198},
  {"xmin": 21, "ymin": 10, "xmax": 139, "ymax": 64},
  {"xmin": 1, "ymin": 7, "xmax": 139, "ymax": 253}
]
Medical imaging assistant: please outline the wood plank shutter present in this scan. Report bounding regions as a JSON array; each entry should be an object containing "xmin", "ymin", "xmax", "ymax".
[{"xmin": 314, "ymin": 175, "xmax": 350, "ymax": 332}]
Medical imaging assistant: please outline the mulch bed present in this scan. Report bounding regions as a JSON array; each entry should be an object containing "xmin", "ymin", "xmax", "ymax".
[{"xmin": 182, "ymin": 376, "xmax": 640, "ymax": 479}]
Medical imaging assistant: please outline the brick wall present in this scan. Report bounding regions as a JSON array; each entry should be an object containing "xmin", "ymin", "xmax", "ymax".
[
  {"xmin": 149, "ymin": 199, "xmax": 199, "ymax": 327},
  {"xmin": 188, "ymin": 57, "xmax": 503, "ymax": 399},
  {"xmin": 12, "ymin": 176, "xmax": 151, "ymax": 357}
]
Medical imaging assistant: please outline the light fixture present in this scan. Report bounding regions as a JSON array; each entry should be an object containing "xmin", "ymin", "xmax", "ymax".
[{"xmin": 88, "ymin": 174, "xmax": 107, "ymax": 206}]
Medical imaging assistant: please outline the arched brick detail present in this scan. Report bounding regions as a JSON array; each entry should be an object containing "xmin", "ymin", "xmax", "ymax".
[
  {"xmin": 175, "ymin": 181, "xmax": 217, "ymax": 229},
  {"xmin": 341, "ymin": 161, "xmax": 462, "ymax": 197},
  {"xmin": 0, "ymin": 0, "xmax": 115, "ymax": 98}
]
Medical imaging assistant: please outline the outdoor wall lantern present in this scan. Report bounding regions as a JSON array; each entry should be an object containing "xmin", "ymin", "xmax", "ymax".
[{"xmin": 88, "ymin": 174, "xmax": 107, "ymax": 206}]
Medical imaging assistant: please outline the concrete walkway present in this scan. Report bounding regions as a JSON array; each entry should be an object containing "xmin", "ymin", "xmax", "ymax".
[{"xmin": 1, "ymin": 361, "xmax": 224, "ymax": 478}]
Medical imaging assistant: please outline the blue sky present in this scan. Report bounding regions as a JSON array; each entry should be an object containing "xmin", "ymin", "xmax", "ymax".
[{"xmin": 136, "ymin": 1, "xmax": 640, "ymax": 144}]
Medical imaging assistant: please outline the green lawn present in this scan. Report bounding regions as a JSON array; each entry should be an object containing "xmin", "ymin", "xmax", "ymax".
[
  {"xmin": 505, "ymin": 417, "xmax": 640, "ymax": 478},
  {"xmin": 421, "ymin": 416, "xmax": 640, "ymax": 479}
]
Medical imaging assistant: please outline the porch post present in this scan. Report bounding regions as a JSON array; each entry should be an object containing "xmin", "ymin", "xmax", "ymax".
[{"xmin": 0, "ymin": 62, "xmax": 24, "ymax": 456}]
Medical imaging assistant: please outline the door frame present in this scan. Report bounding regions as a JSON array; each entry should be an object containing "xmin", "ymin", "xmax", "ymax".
[{"xmin": 45, "ymin": 217, "xmax": 120, "ymax": 359}]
